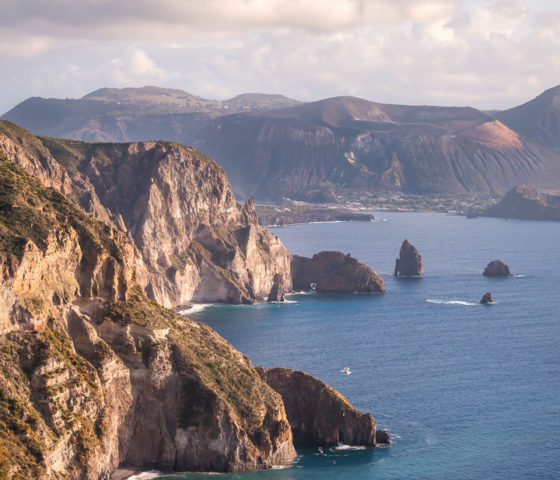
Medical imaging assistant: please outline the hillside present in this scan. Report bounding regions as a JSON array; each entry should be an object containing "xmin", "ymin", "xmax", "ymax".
[
  {"xmin": 483, "ymin": 184, "xmax": 560, "ymax": 221},
  {"xmin": 1, "ymin": 86, "xmax": 301, "ymax": 144},
  {"xmin": 196, "ymin": 96, "xmax": 560, "ymax": 200},
  {"xmin": 495, "ymin": 85, "xmax": 560, "ymax": 154}
]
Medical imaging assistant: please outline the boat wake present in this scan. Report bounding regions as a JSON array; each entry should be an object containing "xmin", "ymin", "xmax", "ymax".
[{"xmin": 426, "ymin": 299, "xmax": 479, "ymax": 306}]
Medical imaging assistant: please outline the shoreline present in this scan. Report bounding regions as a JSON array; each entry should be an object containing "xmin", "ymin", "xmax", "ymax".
[{"xmin": 111, "ymin": 469, "xmax": 161, "ymax": 480}]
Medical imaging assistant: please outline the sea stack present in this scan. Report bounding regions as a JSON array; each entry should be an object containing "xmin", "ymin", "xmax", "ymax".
[
  {"xmin": 394, "ymin": 239, "xmax": 423, "ymax": 277},
  {"xmin": 268, "ymin": 273, "xmax": 287, "ymax": 302},
  {"xmin": 480, "ymin": 292, "xmax": 494, "ymax": 304},
  {"xmin": 483, "ymin": 260, "xmax": 511, "ymax": 276}
]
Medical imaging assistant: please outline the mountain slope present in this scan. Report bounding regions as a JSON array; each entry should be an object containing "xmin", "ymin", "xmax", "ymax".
[
  {"xmin": 1, "ymin": 86, "xmax": 301, "ymax": 144},
  {"xmin": 195, "ymin": 96, "xmax": 560, "ymax": 200},
  {"xmin": 495, "ymin": 85, "xmax": 560, "ymax": 154}
]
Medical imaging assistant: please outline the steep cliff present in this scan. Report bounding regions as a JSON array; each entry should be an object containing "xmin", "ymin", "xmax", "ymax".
[
  {"xmin": 256, "ymin": 367, "xmax": 387, "ymax": 446},
  {"xmin": 0, "ymin": 121, "xmax": 293, "ymax": 308},
  {"xmin": 0, "ymin": 156, "xmax": 297, "ymax": 478}
]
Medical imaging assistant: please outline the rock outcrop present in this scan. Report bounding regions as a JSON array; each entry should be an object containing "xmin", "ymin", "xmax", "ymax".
[
  {"xmin": 480, "ymin": 292, "xmax": 494, "ymax": 304},
  {"xmin": 483, "ymin": 260, "xmax": 511, "ymax": 277},
  {"xmin": 291, "ymin": 251, "xmax": 385, "ymax": 293},
  {"xmin": 256, "ymin": 367, "xmax": 385, "ymax": 446},
  {"xmin": 267, "ymin": 273, "xmax": 288, "ymax": 302},
  {"xmin": 483, "ymin": 184, "xmax": 560, "ymax": 221},
  {"xmin": 394, "ymin": 240, "xmax": 423, "ymax": 277}
]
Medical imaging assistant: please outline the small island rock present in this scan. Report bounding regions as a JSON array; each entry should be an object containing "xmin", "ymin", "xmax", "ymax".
[
  {"xmin": 375, "ymin": 429, "xmax": 391, "ymax": 445},
  {"xmin": 480, "ymin": 292, "xmax": 494, "ymax": 304},
  {"xmin": 483, "ymin": 260, "xmax": 511, "ymax": 276},
  {"xmin": 394, "ymin": 239, "xmax": 423, "ymax": 277},
  {"xmin": 291, "ymin": 251, "xmax": 385, "ymax": 293}
]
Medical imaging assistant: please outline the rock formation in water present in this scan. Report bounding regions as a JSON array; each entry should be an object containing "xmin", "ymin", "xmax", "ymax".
[
  {"xmin": 483, "ymin": 260, "xmax": 511, "ymax": 277},
  {"xmin": 394, "ymin": 239, "xmax": 423, "ymax": 277},
  {"xmin": 256, "ymin": 367, "xmax": 387, "ymax": 446},
  {"xmin": 480, "ymin": 292, "xmax": 494, "ymax": 304},
  {"xmin": 483, "ymin": 184, "xmax": 560, "ymax": 221},
  {"xmin": 291, "ymin": 251, "xmax": 385, "ymax": 293},
  {"xmin": 267, "ymin": 273, "xmax": 288, "ymax": 302}
]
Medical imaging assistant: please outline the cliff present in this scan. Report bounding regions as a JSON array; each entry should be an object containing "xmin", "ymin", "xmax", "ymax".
[
  {"xmin": 0, "ymin": 131, "xmax": 388, "ymax": 477},
  {"xmin": 483, "ymin": 184, "xmax": 560, "ymax": 221},
  {"xmin": 0, "ymin": 121, "xmax": 385, "ymax": 307},
  {"xmin": 0, "ymin": 155, "xmax": 297, "ymax": 478},
  {"xmin": 256, "ymin": 367, "xmax": 387, "ymax": 446}
]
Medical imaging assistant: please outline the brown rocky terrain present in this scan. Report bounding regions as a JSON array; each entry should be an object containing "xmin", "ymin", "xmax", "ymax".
[
  {"xmin": 291, "ymin": 251, "xmax": 385, "ymax": 293},
  {"xmin": 483, "ymin": 184, "xmax": 560, "ymax": 221},
  {"xmin": 0, "ymin": 155, "xmax": 299, "ymax": 478},
  {"xmin": 256, "ymin": 367, "xmax": 387, "ymax": 446},
  {"xmin": 256, "ymin": 204, "xmax": 374, "ymax": 226},
  {"xmin": 394, "ymin": 240, "xmax": 423, "ymax": 277}
]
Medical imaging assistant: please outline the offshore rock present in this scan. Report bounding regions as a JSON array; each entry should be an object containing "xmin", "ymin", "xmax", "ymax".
[
  {"xmin": 483, "ymin": 260, "xmax": 511, "ymax": 277},
  {"xmin": 480, "ymin": 292, "xmax": 494, "ymax": 304},
  {"xmin": 394, "ymin": 239, "xmax": 423, "ymax": 277},
  {"xmin": 256, "ymin": 367, "xmax": 384, "ymax": 447},
  {"xmin": 267, "ymin": 273, "xmax": 288, "ymax": 302},
  {"xmin": 375, "ymin": 429, "xmax": 391, "ymax": 445},
  {"xmin": 291, "ymin": 251, "xmax": 385, "ymax": 293}
]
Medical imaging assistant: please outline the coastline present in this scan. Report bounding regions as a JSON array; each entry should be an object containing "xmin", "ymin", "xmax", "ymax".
[{"xmin": 111, "ymin": 469, "xmax": 161, "ymax": 480}]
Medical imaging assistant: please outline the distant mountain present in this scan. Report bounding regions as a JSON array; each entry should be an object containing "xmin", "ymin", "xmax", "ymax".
[
  {"xmin": 5, "ymin": 86, "xmax": 560, "ymax": 203},
  {"xmin": 495, "ymin": 85, "xmax": 560, "ymax": 154},
  {"xmin": 1, "ymin": 86, "xmax": 301, "ymax": 144},
  {"xmin": 196, "ymin": 96, "xmax": 560, "ymax": 200},
  {"xmin": 483, "ymin": 184, "xmax": 560, "ymax": 221}
]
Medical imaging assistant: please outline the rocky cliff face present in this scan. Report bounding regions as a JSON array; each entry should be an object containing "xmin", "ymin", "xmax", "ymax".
[
  {"xmin": 0, "ymin": 156, "xmax": 298, "ymax": 478},
  {"xmin": 483, "ymin": 184, "xmax": 560, "ymax": 221},
  {"xmin": 291, "ymin": 251, "xmax": 385, "ymax": 293},
  {"xmin": 0, "ymin": 121, "xmax": 293, "ymax": 308},
  {"xmin": 394, "ymin": 240, "xmax": 423, "ymax": 277},
  {"xmin": 256, "ymin": 367, "xmax": 386, "ymax": 446}
]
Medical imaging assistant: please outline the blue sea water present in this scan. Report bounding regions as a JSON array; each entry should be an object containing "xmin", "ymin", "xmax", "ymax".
[{"xmin": 161, "ymin": 212, "xmax": 560, "ymax": 480}]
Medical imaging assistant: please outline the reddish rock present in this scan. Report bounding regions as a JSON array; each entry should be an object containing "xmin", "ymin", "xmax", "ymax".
[
  {"xmin": 291, "ymin": 251, "xmax": 385, "ymax": 293},
  {"xmin": 375, "ymin": 429, "xmax": 391, "ymax": 445},
  {"xmin": 256, "ymin": 367, "xmax": 386, "ymax": 447},
  {"xmin": 483, "ymin": 260, "xmax": 511, "ymax": 276},
  {"xmin": 394, "ymin": 239, "xmax": 423, "ymax": 277}
]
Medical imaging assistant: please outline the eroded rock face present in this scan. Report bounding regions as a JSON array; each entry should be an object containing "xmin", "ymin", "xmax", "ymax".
[
  {"xmin": 267, "ymin": 273, "xmax": 288, "ymax": 302},
  {"xmin": 483, "ymin": 260, "xmax": 511, "ymax": 276},
  {"xmin": 291, "ymin": 251, "xmax": 385, "ymax": 293},
  {"xmin": 0, "ymin": 158, "xmax": 297, "ymax": 478},
  {"xmin": 480, "ymin": 292, "xmax": 494, "ymax": 304},
  {"xmin": 256, "ymin": 367, "xmax": 384, "ymax": 447},
  {"xmin": 394, "ymin": 239, "xmax": 423, "ymax": 277}
]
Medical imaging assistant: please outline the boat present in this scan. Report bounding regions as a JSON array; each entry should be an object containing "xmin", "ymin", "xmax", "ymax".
[{"xmin": 341, "ymin": 366, "xmax": 351, "ymax": 375}]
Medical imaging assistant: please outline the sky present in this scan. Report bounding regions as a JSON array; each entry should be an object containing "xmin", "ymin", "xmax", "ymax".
[{"xmin": 0, "ymin": 0, "xmax": 559, "ymax": 114}]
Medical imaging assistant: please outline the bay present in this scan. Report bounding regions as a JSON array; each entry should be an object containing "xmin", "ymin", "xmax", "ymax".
[{"xmin": 161, "ymin": 212, "xmax": 560, "ymax": 480}]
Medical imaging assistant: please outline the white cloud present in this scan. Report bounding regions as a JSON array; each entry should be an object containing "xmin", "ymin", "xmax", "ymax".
[{"xmin": 0, "ymin": 0, "xmax": 559, "ymax": 113}]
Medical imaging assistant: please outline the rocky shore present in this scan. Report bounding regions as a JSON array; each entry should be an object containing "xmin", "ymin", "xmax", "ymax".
[
  {"xmin": 0, "ymin": 121, "xmax": 388, "ymax": 479},
  {"xmin": 256, "ymin": 204, "xmax": 374, "ymax": 226}
]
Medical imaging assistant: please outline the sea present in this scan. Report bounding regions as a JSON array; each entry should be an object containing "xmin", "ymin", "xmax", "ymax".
[{"xmin": 153, "ymin": 212, "xmax": 560, "ymax": 480}]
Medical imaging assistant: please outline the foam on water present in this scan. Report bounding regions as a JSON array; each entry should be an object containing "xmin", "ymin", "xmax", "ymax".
[{"xmin": 426, "ymin": 299, "xmax": 480, "ymax": 306}]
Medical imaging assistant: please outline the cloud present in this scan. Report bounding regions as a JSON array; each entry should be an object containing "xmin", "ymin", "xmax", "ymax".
[{"xmin": 0, "ymin": 0, "xmax": 558, "ymax": 113}]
